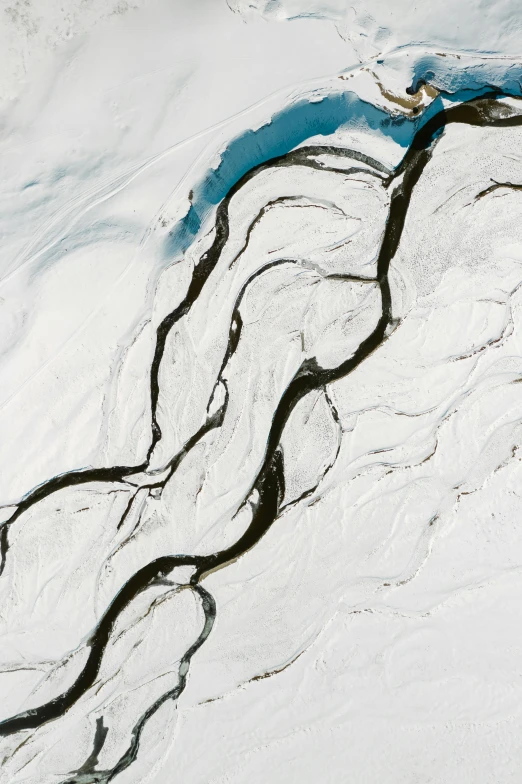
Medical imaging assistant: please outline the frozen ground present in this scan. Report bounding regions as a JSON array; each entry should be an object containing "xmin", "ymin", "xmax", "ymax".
[{"xmin": 1, "ymin": 1, "xmax": 522, "ymax": 783}]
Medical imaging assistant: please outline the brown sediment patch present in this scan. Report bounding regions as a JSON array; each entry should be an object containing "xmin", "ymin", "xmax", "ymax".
[
  {"xmin": 337, "ymin": 68, "xmax": 438, "ymax": 116},
  {"xmin": 370, "ymin": 73, "xmax": 439, "ymax": 116}
]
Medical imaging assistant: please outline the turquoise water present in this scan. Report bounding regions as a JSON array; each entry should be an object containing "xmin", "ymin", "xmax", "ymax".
[{"xmin": 164, "ymin": 57, "xmax": 522, "ymax": 259}]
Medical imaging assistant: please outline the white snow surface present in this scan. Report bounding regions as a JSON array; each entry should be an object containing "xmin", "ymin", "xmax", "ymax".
[{"xmin": 1, "ymin": 1, "xmax": 522, "ymax": 782}]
